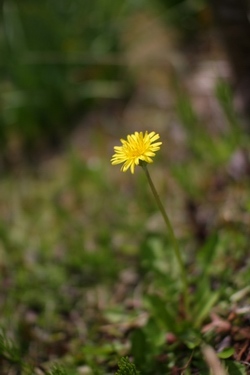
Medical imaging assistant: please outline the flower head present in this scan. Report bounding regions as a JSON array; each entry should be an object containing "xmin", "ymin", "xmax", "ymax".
[{"xmin": 111, "ymin": 131, "xmax": 162, "ymax": 174}]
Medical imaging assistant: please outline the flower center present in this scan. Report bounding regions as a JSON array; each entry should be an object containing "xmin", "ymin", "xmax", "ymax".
[{"xmin": 128, "ymin": 143, "xmax": 146, "ymax": 158}]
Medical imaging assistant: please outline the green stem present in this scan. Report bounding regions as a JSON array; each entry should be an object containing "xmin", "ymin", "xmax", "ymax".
[{"xmin": 142, "ymin": 164, "xmax": 190, "ymax": 318}]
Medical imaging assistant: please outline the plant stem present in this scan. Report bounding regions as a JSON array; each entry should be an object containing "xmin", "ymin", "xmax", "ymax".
[{"xmin": 142, "ymin": 164, "xmax": 190, "ymax": 318}]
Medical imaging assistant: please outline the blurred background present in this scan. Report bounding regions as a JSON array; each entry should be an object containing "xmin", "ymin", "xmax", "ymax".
[
  {"xmin": 1, "ymin": 0, "xmax": 249, "ymax": 167},
  {"xmin": 1, "ymin": 0, "xmax": 250, "ymax": 373}
]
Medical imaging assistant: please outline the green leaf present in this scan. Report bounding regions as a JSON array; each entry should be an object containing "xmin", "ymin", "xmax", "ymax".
[
  {"xmin": 218, "ymin": 347, "xmax": 234, "ymax": 359},
  {"xmin": 130, "ymin": 329, "xmax": 147, "ymax": 367},
  {"xmin": 145, "ymin": 294, "xmax": 176, "ymax": 331},
  {"xmin": 193, "ymin": 290, "xmax": 220, "ymax": 328},
  {"xmin": 144, "ymin": 318, "xmax": 167, "ymax": 348},
  {"xmin": 225, "ymin": 360, "xmax": 248, "ymax": 375},
  {"xmin": 197, "ymin": 233, "xmax": 218, "ymax": 273}
]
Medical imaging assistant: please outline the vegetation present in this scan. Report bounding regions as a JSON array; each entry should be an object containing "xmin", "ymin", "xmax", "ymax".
[
  {"xmin": 0, "ymin": 79, "xmax": 249, "ymax": 373},
  {"xmin": 0, "ymin": 1, "xmax": 250, "ymax": 374}
]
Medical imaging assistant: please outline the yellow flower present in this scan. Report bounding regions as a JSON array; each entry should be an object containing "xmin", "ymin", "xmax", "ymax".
[{"xmin": 111, "ymin": 131, "xmax": 162, "ymax": 174}]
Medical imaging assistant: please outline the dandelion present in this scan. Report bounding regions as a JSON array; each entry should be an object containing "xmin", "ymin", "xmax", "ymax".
[
  {"xmin": 111, "ymin": 131, "xmax": 162, "ymax": 174},
  {"xmin": 111, "ymin": 130, "xmax": 189, "ymax": 318}
]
